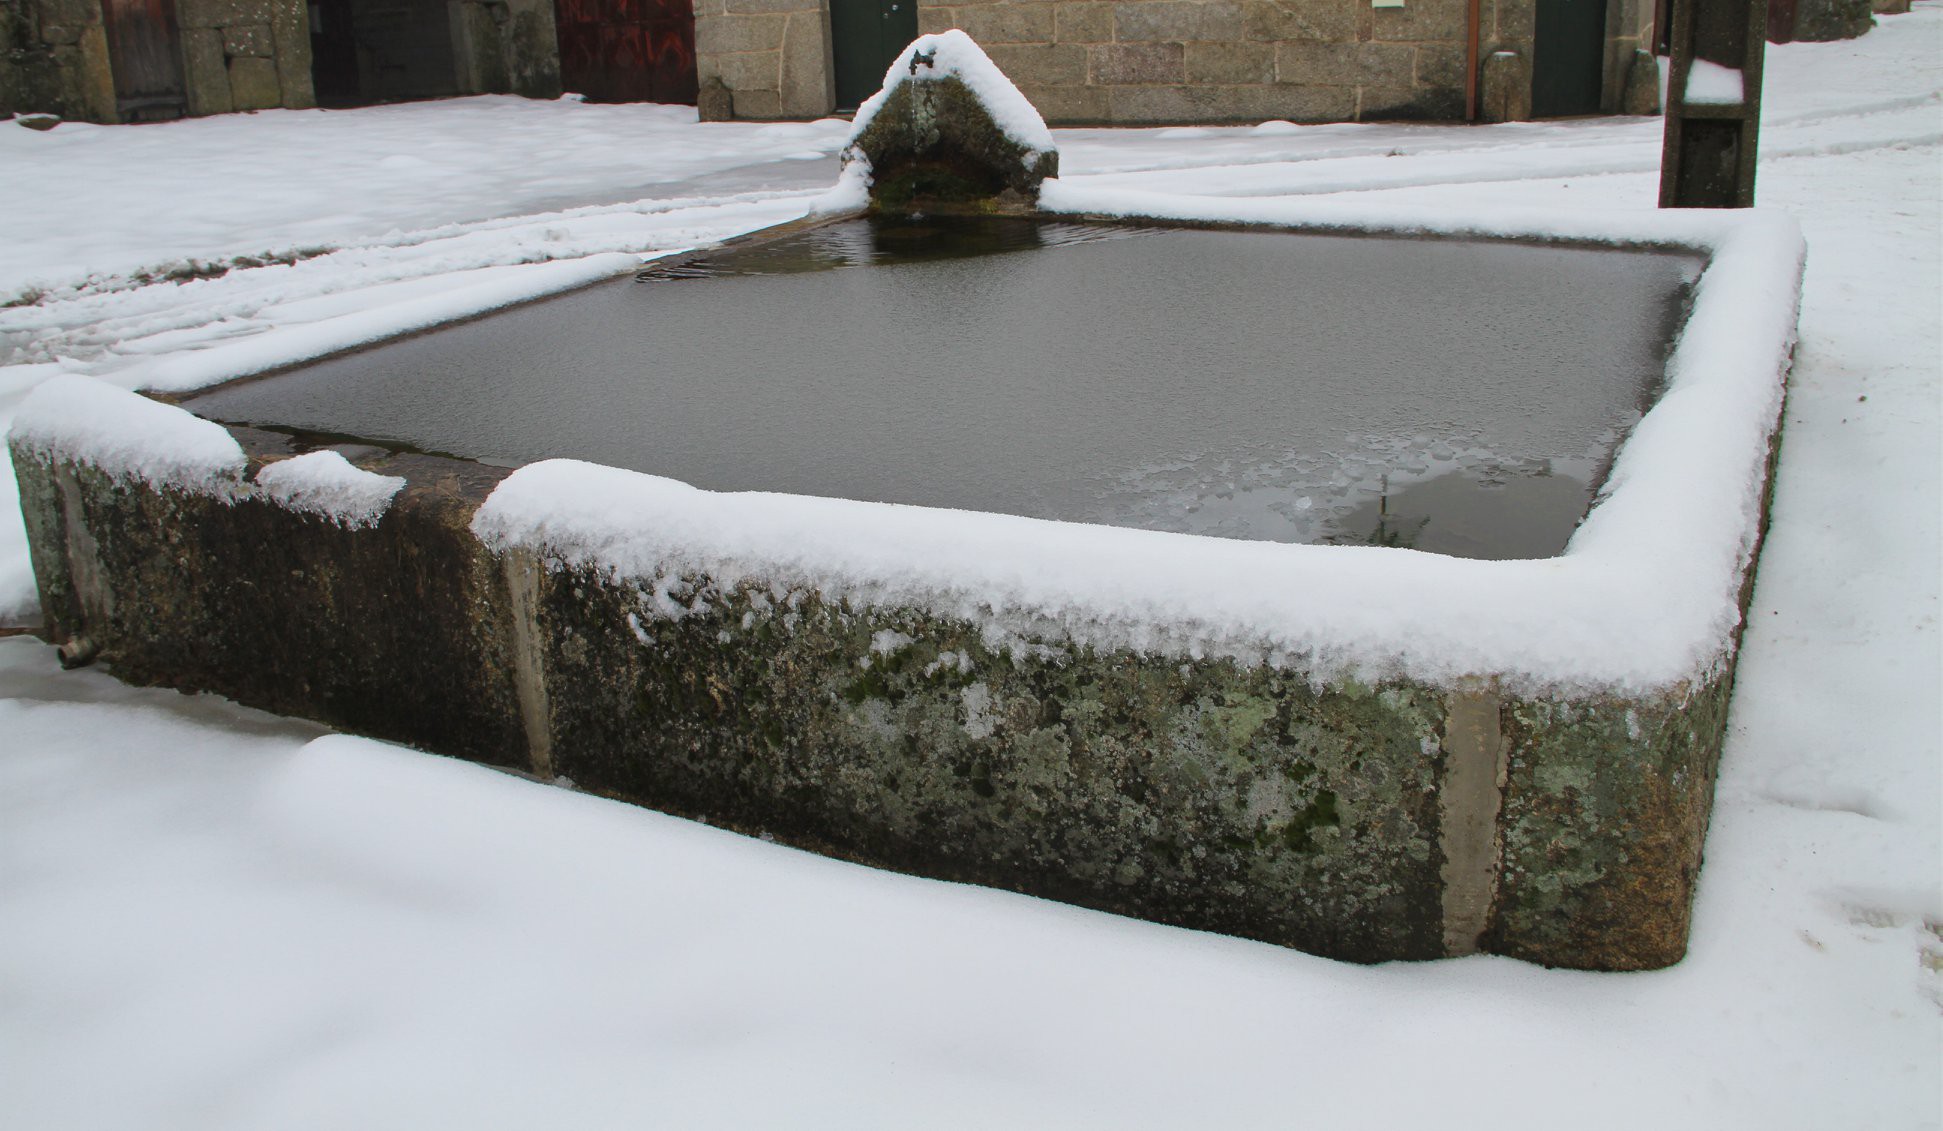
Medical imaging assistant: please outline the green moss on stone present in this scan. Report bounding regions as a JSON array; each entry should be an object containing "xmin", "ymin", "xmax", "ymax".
[
  {"xmin": 1485, "ymin": 675, "xmax": 1734, "ymax": 969},
  {"xmin": 850, "ymin": 74, "xmax": 1058, "ymax": 211},
  {"xmin": 531, "ymin": 568, "xmax": 1446, "ymax": 962}
]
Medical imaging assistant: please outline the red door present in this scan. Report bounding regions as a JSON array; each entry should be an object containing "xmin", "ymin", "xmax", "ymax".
[{"xmin": 554, "ymin": 0, "xmax": 698, "ymax": 105}]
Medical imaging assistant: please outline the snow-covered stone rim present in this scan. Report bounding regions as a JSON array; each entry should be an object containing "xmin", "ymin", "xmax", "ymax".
[
  {"xmin": 472, "ymin": 192, "xmax": 1804, "ymax": 697},
  {"xmin": 8, "ymin": 375, "xmax": 409, "ymax": 529},
  {"xmin": 6, "ymin": 194, "xmax": 1804, "ymax": 698}
]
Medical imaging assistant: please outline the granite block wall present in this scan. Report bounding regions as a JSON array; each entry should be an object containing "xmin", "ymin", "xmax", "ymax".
[
  {"xmin": 1, "ymin": 0, "xmax": 117, "ymax": 120},
  {"xmin": 176, "ymin": 0, "xmax": 315, "ymax": 115},
  {"xmin": 694, "ymin": 0, "xmax": 834, "ymax": 119},
  {"xmin": 693, "ymin": 0, "xmax": 1674, "ymax": 124},
  {"xmin": 917, "ymin": 0, "xmax": 1486, "ymax": 123},
  {"xmin": 0, "ymin": 0, "xmax": 313, "ymax": 122}
]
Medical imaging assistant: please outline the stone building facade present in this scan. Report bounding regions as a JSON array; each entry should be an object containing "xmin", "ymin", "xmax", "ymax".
[
  {"xmin": 5, "ymin": 0, "xmax": 1680, "ymax": 127},
  {"xmin": 2, "ymin": 0, "xmax": 315, "ymax": 121},
  {"xmin": 3, "ymin": 0, "xmax": 125, "ymax": 122},
  {"xmin": 175, "ymin": 0, "xmax": 318, "ymax": 116},
  {"xmin": 1, "ymin": 0, "xmax": 557, "ymax": 123},
  {"xmin": 698, "ymin": 0, "xmax": 1663, "ymax": 125}
]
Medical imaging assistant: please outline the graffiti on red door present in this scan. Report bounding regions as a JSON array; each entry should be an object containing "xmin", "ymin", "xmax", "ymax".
[{"xmin": 556, "ymin": 0, "xmax": 699, "ymax": 105}]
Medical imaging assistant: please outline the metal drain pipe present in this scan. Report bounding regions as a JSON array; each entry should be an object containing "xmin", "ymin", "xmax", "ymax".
[{"xmin": 1465, "ymin": 0, "xmax": 1482, "ymax": 121}]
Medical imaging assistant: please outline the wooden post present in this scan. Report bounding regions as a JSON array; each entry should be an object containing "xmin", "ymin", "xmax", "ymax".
[{"xmin": 1659, "ymin": 0, "xmax": 1767, "ymax": 207}]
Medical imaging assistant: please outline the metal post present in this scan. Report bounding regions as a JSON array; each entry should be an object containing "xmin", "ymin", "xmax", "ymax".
[{"xmin": 1658, "ymin": 0, "xmax": 1767, "ymax": 207}]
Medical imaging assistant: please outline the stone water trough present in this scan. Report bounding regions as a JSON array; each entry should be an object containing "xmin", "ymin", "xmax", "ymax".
[{"xmin": 9, "ymin": 33, "xmax": 1806, "ymax": 969}]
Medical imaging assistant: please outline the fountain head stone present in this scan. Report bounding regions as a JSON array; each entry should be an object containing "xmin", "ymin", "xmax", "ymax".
[{"xmin": 841, "ymin": 31, "xmax": 1059, "ymax": 212}]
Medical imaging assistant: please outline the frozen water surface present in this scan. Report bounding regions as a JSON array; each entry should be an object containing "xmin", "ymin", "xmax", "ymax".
[{"xmin": 184, "ymin": 214, "xmax": 1702, "ymax": 559}]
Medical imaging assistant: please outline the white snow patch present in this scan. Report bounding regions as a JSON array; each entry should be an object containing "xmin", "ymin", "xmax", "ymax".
[
  {"xmin": 1686, "ymin": 59, "xmax": 1747, "ymax": 105},
  {"xmin": 960, "ymin": 682, "xmax": 995, "ymax": 738},
  {"xmin": 625, "ymin": 611, "xmax": 653, "ymax": 645},
  {"xmin": 12, "ymin": 378, "xmax": 407, "ymax": 523},
  {"xmin": 925, "ymin": 649, "xmax": 974, "ymax": 677},
  {"xmin": 871, "ymin": 629, "xmax": 914, "ymax": 655},
  {"xmin": 846, "ymin": 30, "xmax": 1057, "ymax": 165},
  {"xmin": 8, "ymin": 374, "xmax": 245, "ymax": 494},
  {"xmin": 0, "ymin": 97, "xmax": 848, "ymax": 302},
  {"xmin": 252, "ymin": 450, "xmax": 405, "ymax": 528},
  {"xmin": 1040, "ymin": 178, "xmax": 1742, "ymax": 245},
  {"xmin": 808, "ymin": 159, "xmax": 871, "ymax": 215}
]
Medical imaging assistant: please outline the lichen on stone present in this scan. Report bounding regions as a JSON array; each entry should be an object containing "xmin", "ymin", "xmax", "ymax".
[{"xmin": 532, "ymin": 566, "xmax": 1449, "ymax": 962}]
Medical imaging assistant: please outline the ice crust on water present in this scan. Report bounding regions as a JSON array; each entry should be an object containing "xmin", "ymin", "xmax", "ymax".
[
  {"xmin": 8, "ymin": 374, "xmax": 246, "ymax": 493},
  {"xmin": 474, "ymin": 196, "xmax": 1805, "ymax": 696},
  {"xmin": 125, "ymin": 253, "xmax": 642, "ymax": 394},
  {"xmin": 844, "ymin": 30, "xmax": 1057, "ymax": 166},
  {"xmin": 1686, "ymin": 59, "xmax": 1747, "ymax": 105},
  {"xmin": 254, "ymin": 450, "xmax": 406, "ymax": 528}
]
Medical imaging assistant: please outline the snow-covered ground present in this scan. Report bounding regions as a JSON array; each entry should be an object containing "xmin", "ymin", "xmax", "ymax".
[{"xmin": 3, "ymin": 8, "xmax": 1939, "ymax": 1127}]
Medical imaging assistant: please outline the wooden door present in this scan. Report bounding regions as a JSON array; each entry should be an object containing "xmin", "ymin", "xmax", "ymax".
[
  {"xmin": 1532, "ymin": 0, "xmax": 1607, "ymax": 117},
  {"xmin": 831, "ymin": 0, "xmax": 917, "ymax": 111},
  {"xmin": 100, "ymin": 0, "xmax": 188, "ymax": 120},
  {"xmin": 555, "ymin": 0, "xmax": 698, "ymax": 104}
]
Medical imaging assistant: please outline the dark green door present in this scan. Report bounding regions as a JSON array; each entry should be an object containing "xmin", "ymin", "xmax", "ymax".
[
  {"xmin": 832, "ymin": 0, "xmax": 919, "ymax": 110},
  {"xmin": 1532, "ymin": 0, "xmax": 1607, "ymax": 117}
]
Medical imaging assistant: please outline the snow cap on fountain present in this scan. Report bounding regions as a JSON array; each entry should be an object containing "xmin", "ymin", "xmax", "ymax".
[{"xmin": 839, "ymin": 30, "xmax": 1059, "ymax": 211}]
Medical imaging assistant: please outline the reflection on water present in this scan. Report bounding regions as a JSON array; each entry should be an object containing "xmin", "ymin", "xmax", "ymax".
[
  {"xmin": 1324, "ymin": 462, "xmax": 1599, "ymax": 559},
  {"xmin": 639, "ymin": 213, "xmax": 1154, "ymax": 278}
]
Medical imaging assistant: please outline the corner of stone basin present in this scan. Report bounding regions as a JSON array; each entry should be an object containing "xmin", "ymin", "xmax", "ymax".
[
  {"xmin": 7, "ymin": 377, "xmax": 532, "ymax": 769},
  {"xmin": 841, "ymin": 30, "xmax": 1059, "ymax": 213}
]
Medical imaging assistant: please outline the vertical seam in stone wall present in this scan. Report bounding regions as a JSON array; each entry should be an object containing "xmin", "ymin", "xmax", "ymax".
[
  {"xmin": 502, "ymin": 548, "xmax": 555, "ymax": 780},
  {"xmin": 771, "ymin": 17, "xmax": 785, "ymax": 98},
  {"xmin": 55, "ymin": 465, "xmax": 114, "ymax": 639},
  {"xmin": 12, "ymin": 455, "xmax": 67, "ymax": 635},
  {"xmin": 1438, "ymin": 689, "xmax": 1506, "ymax": 955}
]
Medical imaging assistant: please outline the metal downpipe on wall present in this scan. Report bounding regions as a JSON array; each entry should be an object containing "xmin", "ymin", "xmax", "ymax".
[{"xmin": 1466, "ymin": 0, "xmax": 1482, "ymax": 121}]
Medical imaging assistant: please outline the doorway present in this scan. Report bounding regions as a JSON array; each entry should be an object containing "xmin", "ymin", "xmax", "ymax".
[
  {"xmin": 1532, "ymin": 0, "xmax": 1608, "ymax": 117},
  {"xmin": 307, "ymin": 0, "xmax": 460, "ymax": 107},
  {"xmin": 100, "ymin": 0, "xmax": 188, "ymax": 120},
  {"xmin": 555, "ymin": 0, "xmax": 699, "ymax": 104},
  {"xmin": 830, "ymin": 0, "xmax": 916, "ymax": 111}
]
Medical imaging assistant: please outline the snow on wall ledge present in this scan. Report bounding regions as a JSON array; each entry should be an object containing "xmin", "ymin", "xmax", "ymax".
[
  {"xmin": 253, "ymin": 450, "xmax": 406, "ymax": 529},
  {"xmin": 1684, "ymin": 59, "xmax": 1747, "ymax": 106},
  {"xmin": 9, "ymin": 376, "xmax": 410, "ymax": 529},
  {"xmin": 475, "ymin": 195, "xmax": 1806, "ymax": 697},
  {"xmin": 9, "ymin": 374, "xmax": 249, "ymax": 495}
]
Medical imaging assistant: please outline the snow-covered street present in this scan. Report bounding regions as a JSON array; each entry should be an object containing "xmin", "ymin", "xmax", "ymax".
[{"xmin": 2, "ymin": 8, "xmax": 1938, "ymax": 1128}]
